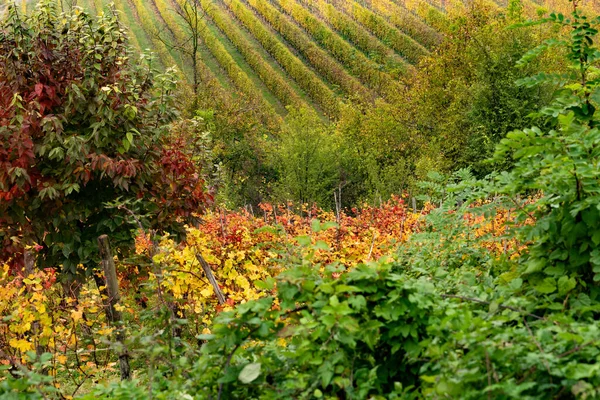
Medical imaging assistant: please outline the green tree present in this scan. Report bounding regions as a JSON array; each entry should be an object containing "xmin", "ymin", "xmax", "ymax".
[
  {"xmin": 495, "ymin": 6, "xmax": 600, "ymax": 291},
  {"xmin": 271, "ymin": 108, "xmax": 341, "ymax": 207}
]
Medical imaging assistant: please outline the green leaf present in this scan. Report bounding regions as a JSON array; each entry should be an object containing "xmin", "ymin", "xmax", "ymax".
[
  {"xmin": 557, "ymin": 275, "xmax": 577, "ymax": 295},
  {"xmin": 62, "ymin": 243, "xmax": 73, "ymax": 258},
  {"xmin": 314, "ymin": 240, "xmax": 330, "ymax": 251},
  {"xmin": 524, "ymin": 258, "xmax": 546, "ymax": 274},
  {"xmin": 534, "ymin": 277, "xmax": 557, "ymax": 294},
  {"xmin": 195, "ymin": 334, "xmax": 215, "ymax": 341},
  {"xmin": 254, "ymin": 277, "xmax": 275, "ymax": 291},
  {"xmin": 311, "ymin": 219, "xmax": 321, "ymax": 232},
  {"xmin": 295, "ymin": 235, "xmax": 311, "ymax": 246},
  {"xmin": 238, "ymin": 362, "xmax": 261, "ymax": 384}
]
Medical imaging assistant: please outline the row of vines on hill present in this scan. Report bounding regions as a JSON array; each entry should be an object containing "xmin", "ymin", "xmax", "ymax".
[
  {"xmin": 277, "ymin": 0, "xmax": 404, "ymax": 96},
  {"xmin": 142, "ymin": 0, "xmax": 274, "ymax": 125},
  {"xmin": 304, "ymin": 0, "xmax": 408, "ymax": 69},
  {"xmin": 223, "ymin": 0, "xmax": 342, "ymax": 117},
  {"xmin": 201, "ymin": 0, "xmax": 306, "ymax": 108},
  {"xmin": 13, "ymin": 0, "xmax": 460, "ymax": 123},
  {"xmin": 168, "ymin": 0, "xmax": 281, "ymax": 123},
  {"xmin": 334, "ymin": 0, "xmax": 429, "ymax": 65},
  {"xmin": 78, "ymin": 0, "xmax": 447, "ymax": 118},
  {"xmin": 369, "ymin": 0, "xmax": 440, "ymax": 49},
  {"xmin": 245, "ymin": 0, "xmax": 376, "ymax": 106},
  {"xmin": 126, "ymin": 0, "xmax": 189, "ymax": 84}
]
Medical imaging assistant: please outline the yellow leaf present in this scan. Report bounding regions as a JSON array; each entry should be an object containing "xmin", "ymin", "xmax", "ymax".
[
  {"xmin": 9, "ymin": 338, "xmax": 33, "ymax": 352},
  {"xmin": 71, "ymin": 309, "xmax": 83, "ymax": 323},
  {"xmin": 200, "ymin": 286, "xmax": 214, "ymax": 297},
  {"xmin": 57, "ymin": 354, "xmax": 67, "ymax": 364},
  {"xmin": 97, "ymin": 327, "xmax": 115, "ymax": 336}
]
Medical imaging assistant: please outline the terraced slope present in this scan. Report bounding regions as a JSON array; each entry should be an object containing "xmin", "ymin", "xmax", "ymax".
[{"xmin": 11, "ymin": 0, "xmax": 600, "ymax": 122}]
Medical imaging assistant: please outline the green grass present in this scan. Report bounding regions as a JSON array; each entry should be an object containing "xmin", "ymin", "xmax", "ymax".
[
  {"xmin": 158, "ymin": 0, "xmax": 234, "ymax": 91},
  {"xmin": 203, "ymin": 9, "xmax": 287, "ymax": 114}
]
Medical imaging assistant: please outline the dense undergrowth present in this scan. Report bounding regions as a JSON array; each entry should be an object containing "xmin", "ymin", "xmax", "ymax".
[{"xmin": 2, "ymin": 0, "xmax": 600, "ymax": 399}]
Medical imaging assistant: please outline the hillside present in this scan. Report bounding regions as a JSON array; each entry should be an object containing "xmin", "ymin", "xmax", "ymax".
[{"xmin": 6, "ymin": 0, "xmax": 600, "ymax": 122}]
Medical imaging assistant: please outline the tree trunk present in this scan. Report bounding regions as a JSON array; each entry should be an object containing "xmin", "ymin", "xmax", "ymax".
[{"xmin": 97, "ymin": 235, "xmax": 130, "ymax": 380}]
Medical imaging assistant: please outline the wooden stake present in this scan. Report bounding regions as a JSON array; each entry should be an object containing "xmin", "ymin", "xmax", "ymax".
[
  {"xmin": 23, "ymin": 250, "xmax": 35, "ymax": 276},
  {"xmin": 97, "ymin": 235, "xmax": 130, "ymax": 380},
  {"xmin": 195, "ymin": 253, "xmax": 226, "ymax": 305}
]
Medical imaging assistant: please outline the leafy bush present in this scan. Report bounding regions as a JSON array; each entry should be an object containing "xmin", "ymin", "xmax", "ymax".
[{"xmin": 0, "ymin": 1, "xmax": 208, "ymax": 274}]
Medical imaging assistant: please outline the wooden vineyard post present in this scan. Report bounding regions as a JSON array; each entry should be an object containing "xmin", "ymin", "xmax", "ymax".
[
  {"xmin": 24, "ymin": 250, "xmax": 35, "ymax": 276},
  {"xmin": 195, "ymin": 253, "xmax": 226, "ymax": 305},
  {"xmin": 97, "ymin": 235, "xmax": 130, "ymax": 380}
]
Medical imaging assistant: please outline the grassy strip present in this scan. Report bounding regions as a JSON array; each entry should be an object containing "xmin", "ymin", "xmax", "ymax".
[
  {"xmin": 368, "ymin": 0, "xmax": 440, "ymax": 50},
  {"xmin": 244, "ymin": 0, "xmax": 373, "ymax": 105},
  {"xmin": 201, "ymin": 0, "xmax": 306, "ymax": 109},
  {"xmin": 327, "ymin": 0, "xmax": 428, "ymax": 66},
  {"xmin": 304, "ymin": 0, "xmax": 408, "ymax": 73},
  {"xmin": 276, "ymin": 0, "xmax": 403, "ymax": 97},
  {"xmin": 127, "ymin": 0, "xmax": 189, "ymax": 86},
  {"xmin": 166, "ymin": 0, "xmax": 281, "ymax": 122},
  {"xmin": 225, "ymin": 0, "xmax": 341, "ymax": 118}
]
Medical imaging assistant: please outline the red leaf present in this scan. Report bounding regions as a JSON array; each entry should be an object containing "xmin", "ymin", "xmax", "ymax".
[{"xmin": 35, "ymin": 83, "xmax": 44, "ymax": 97}]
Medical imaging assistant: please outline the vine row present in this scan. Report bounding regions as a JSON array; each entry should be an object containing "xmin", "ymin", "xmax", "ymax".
[
  {"xmin": 335, "ymin": 0, "xmax": 429, "ymax": 65},
  {"xmin": 304, "ymin": 0, "xmax": 408, "ymax": 73},
  {"xmin": 201, "ymin": 0, "xmax": 306, "ymax": 108},
  {"xmin": 369, "ymin": 0, "xmax": 440, "ymax": 50},
  {"xmin": 246, "ymin": 0, "xmax": 375, "ymax": 105},
  {"xmin": 276, "ymin": 0, "xmax": 402, "ymax": 96},
  {"xmin": 224, "ymin": 0, "xmax": 342, "ymax": 117}
]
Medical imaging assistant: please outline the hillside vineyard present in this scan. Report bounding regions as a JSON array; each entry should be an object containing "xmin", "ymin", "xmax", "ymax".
[{"xmin": 8, "ymin": 0, "xmax": 597, "ymax": 123}]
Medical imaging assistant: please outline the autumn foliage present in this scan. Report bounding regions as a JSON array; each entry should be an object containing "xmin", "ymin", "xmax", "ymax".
[{"xmin": 0, "ymin": 4, "xmax": 209, "ymax": 273}]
